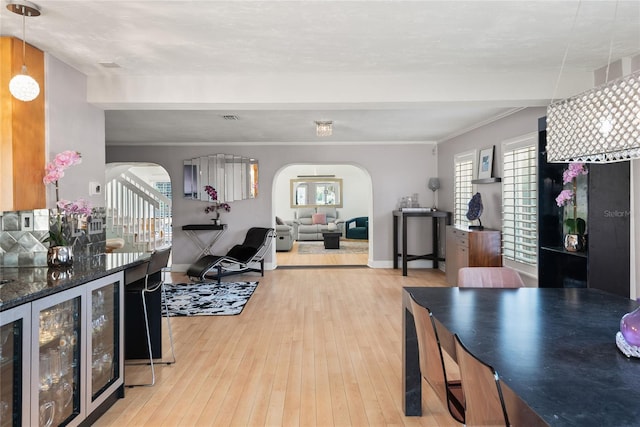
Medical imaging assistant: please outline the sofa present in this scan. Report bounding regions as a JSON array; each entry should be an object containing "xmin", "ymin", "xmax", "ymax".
[
  {"xmin": 293, "ymin": 207, "xmax": 344, "ymax": 241},
  {"xmin": 275, "ymin": 218, "xmax": 294, "ymax": 251},
  {"xmin": 345, "ymin": 217, "xmax": 368, "ymax": 239}
]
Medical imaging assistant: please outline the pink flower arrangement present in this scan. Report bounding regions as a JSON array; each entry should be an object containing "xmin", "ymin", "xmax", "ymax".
[
  {"xmin": 43, "ymin": 150, "xmax": 82, "ymax": 185},
  {"xmin": 562, "ymin": 162, "xmax": 588, "ymax": 186},
  {"xmin": 43, "ymin": 151, "xmax": 92, "ymax": 246},
  {"xmin": 555, "ymin": 162, "xmax": 588, "ymax": 235},
  {"xmin": 57, "ymin": 199, "xmax": 92, "ymax": 216},
  {"xmin": 203, "ymin": 185, "xmax": 231, "ymax": 216}
]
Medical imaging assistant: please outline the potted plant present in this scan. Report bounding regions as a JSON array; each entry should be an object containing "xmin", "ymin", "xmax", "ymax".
[
  {"xmin": 555, "ymin": 162, "xmax": 588, "ymax": 251},
  {"xmin": 43, "ymin": 151, "xmax": 92, "ymax": 267},
  {"xmin": 203, "ymin": 185, "xmax": 231, "ymax": 225}
]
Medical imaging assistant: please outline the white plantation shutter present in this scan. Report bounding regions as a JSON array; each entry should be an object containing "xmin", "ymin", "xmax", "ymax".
[
  {"xmin": 454, "ymin": 151, "xmax": 475, "ymax": 226},
  {"xmin": 502, "ymin": 133, "xmax": 537, "ymax": 268}
]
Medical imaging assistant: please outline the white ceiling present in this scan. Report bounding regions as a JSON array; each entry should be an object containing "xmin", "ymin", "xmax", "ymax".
[{"xmin": 2, "ymin": 0, "xmax": 639, "ymax": 145}]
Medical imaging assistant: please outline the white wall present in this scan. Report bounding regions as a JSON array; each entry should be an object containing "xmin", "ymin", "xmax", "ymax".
[
  {"xmin": 274, "ymin": 164, "xmax": 370, "ymax": 222},
  {"xmin": 437, "ymin": 108, "xmax": 547, "ymax": 230},
  {"xmin": 107, "ymin": 143, "xmax": 438, "ymax": 270},
  {"xmin": 45, "ymin": 54, "xmax": 105, "ymax": 208}
]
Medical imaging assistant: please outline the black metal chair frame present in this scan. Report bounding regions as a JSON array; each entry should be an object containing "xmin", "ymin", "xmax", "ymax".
[
  {"xmin": 186, "ymin": 227, "xmax": 275, "ymax": 283},
  {"xmin": 125, "ymin": 247, "xmax": 176, "ymax": 387}
]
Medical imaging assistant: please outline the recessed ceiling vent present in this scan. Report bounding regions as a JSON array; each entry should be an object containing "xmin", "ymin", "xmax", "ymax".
[
  {"xmin": 222, "ymin": 115, "xmax": 239, "ymax": 120},
  {"xmin": 99, "ymin": 62, "xmax": 121, "ymax": 68}
]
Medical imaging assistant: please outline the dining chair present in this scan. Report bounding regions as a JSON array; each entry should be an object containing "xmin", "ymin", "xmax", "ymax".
[
  {"xmin": 457, "ymin": 267, "xmax": 524, "ymax": 288},
  {"xmin": 409, "ymin": 295, "xmax": 465, "ymax": 423},
  {"xmin": 125, "ymin": 247, "xmax": 176, "ymax": 387},
  {"xmin": 454, "ymin": 333, "xmax": 510, "ymax": 427}
]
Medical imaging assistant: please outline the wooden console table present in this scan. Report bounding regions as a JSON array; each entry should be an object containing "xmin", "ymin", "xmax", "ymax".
[{"xmin": 392, "ymin": 210, "xmax": 451, "ymax": 276}]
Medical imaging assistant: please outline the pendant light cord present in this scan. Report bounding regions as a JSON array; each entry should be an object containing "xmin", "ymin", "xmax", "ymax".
[
  {"xmin": 21, "ymin": 6, "xmax": 27, "ymax": 67},
  {"xmin": 551, "ymin": 1, "xmax": 582, "ymax": 104},
  {"xmin": 552, "ymin": 0, "xmax": 620, "ymax": 104},
  {"xmin": 604, "ymin": 0, "xmax": 619, "ymax": 85}
]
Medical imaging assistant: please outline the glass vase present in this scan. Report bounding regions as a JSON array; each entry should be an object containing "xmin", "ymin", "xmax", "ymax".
[
  {"xmin": 563, "ymin": 234, "xmax": 584, "ymax": 252},
  {"xmin": 620, "ymin": 306, "xmax": 640, "ymax": 347}
]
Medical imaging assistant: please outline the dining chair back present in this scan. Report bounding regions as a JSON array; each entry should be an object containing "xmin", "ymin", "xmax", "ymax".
[
  {"xmin": 457, "ymin": 267, "xmax": 524, "ymax": 288},
  {"xmin": 410, "ymin": 295, "xmax": 465, "ymax": 423},
  {"xmin": 454, "ymin": 333, "xmax": 510, "ymax": 427}
]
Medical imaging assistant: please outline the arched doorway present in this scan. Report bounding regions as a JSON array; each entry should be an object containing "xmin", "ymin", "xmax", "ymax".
[
  {"xmin": 273, "ymin": 164, "xmax": 372, "ymax": 267},
  {"xmin": 105, "ymin": 162, "xmax": 172, "ymax": 253}
]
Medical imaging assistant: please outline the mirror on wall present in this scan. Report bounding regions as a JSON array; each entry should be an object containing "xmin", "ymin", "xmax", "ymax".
[
  {"xmin": 184, "ymin": 154, "xmax": 258, "ymax": 202},
  {"xmin": 290, "ymin": 177, "xmax": 343, "ymax": 208}
]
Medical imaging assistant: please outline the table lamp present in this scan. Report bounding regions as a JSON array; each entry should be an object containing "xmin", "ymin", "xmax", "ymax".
[{"xmin": 428, "ymin": 177, "xmax": 440, "ymax": 210}]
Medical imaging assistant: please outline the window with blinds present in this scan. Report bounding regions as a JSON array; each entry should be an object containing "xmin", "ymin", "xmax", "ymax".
[
  {"xmin": 502, "ymin": 134, "xmax": 537, "ymax": 267},
  {"xmin": 454, "ymin": 151, "xmax": 475, "ymax": 226}
]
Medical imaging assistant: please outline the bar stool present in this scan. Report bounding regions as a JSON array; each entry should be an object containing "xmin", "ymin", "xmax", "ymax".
[{"xmin": 125, "ymin": 247, "xmax": 176, "ymax": 387}]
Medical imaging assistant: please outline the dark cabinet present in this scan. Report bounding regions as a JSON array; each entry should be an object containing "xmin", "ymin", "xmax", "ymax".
[{"xmin": 537, "ymin": 117, "xmax": 630, "ymax": 297}]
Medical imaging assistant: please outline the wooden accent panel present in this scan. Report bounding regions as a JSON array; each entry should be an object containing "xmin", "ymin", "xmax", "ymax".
[
  {"xmin": 468, "ymin": 230, "xmax": 502, "ymax": 267},
  {"xmin": 445, "ymin": 226, "xmax": 502, "ymax": 285},
  {"xmin": 0, "ymin": 36, "xmax": 45, "ymax": 211}
]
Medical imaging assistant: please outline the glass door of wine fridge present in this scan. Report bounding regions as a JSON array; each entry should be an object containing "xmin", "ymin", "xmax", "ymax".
[
  {"xmin": 31, "ymin": 287, "xmax": 84, "ymax": 427},
  {"xmin": 0, "ymin": 304, "xmax": 30, "ymax": 427},
  {"xmin": 86, "ymin": 272, "xmax": 124, "ymax": 413}
]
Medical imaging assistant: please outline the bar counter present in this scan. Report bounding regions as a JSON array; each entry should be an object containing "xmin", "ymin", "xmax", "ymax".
[{"xmin": 0, "ymin": 252, "xmax": 148, "ymax": 311}]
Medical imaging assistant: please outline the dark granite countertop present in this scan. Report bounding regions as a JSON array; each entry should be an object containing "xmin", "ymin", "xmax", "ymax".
[{"xmin": 0, "ymin": 252, "xmax": 149, "ymax": 311}]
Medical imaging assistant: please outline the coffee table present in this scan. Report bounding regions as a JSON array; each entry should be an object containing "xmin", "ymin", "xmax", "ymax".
[{"xmin": 322, "ymin": 231, "xmax": 342, "ymax": 249}]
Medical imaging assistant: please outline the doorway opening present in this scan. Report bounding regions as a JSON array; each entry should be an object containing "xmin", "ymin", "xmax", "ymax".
[
  {"xmin": 105, "ymin": 163, "xmax": 172, "ymax": 253},
  {"xmin": 273, "ymin": 164, "xmax": 372, "ymax": 267}
]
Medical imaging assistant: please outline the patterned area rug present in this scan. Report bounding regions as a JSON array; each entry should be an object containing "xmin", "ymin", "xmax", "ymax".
[
  {"xmin": 297, "ymin": 240, "xmax": 368, "ymax": 254},
  {"xmin": 162, "ymin": 281, "xmax": 258, "ymax": 316}
]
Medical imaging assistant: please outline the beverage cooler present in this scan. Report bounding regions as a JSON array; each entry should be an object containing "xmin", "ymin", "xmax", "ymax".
[
  {"xmin": 33, "ymin": 294, "xmax": 82, "ymax": 427},
  {"xmin": 88, "ymin": 278, "xmax": 121, "ymax": 406},
  {"xmin": 0, "ymin": 305, "xmax": 30, "ymax": 427},
  {"xmin": 23, "ymin": 272, "xmax": 124, "ymax": 427}
]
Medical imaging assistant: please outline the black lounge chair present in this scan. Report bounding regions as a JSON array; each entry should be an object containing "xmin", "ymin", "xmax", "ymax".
[{"xmin": 186, "ymin": 227, "xmax": 275, "ymax": 283}]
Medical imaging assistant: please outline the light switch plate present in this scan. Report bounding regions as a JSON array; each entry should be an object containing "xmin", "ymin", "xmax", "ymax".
[
  {"xmin": 89, "ymin": 181, "xmax": 101, "ymax": 195},
  {"xmin": 20, "ymin": 212, "xmax": 34, "ymax": 231}
]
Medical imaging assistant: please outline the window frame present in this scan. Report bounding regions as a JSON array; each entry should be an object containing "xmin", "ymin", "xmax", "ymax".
[
  {"xmin": 453, "ymin": 150, "xmax": 476, "ymax": 227},
  {"xmin": 502, "ymin": 132, "xmax": 538, "ymax": 278}
]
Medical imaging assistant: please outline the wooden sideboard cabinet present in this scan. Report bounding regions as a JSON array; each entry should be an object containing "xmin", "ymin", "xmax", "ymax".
[{"xmin": 445, "ymin": 226, "xmax": 502, "ymax": 285}]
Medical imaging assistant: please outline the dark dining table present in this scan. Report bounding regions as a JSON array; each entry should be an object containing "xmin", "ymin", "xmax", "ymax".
[{"xmin": 403, "ymin": 287, "xmax": 640, "ymax": 427}]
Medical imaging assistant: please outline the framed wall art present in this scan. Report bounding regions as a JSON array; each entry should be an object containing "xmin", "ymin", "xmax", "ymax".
[{"xmin": 477, "ymin": 146, "xmax": 495, "ymax": 179}]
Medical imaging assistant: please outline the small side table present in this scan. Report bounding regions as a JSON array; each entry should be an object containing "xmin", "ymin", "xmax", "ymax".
[
  {"xmin": 322, "ymin": 231, "xmax": 342, "ymax": 249},
  {"xmin": 182, "ymin": 224, "xmax": 227, "ymax": 258},
  {"xmin": 392, "ymin": 210, "xmax": 451, "ymax": 276}
]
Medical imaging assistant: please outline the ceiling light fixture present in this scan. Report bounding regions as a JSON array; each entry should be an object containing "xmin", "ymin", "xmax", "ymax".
[
  {"xmin": 7, "ymin": 0, "xmax": 41, "ymax": 102},
  {"xmin": 547, "ymin": 70, "xmax": 640, "ymax": 162},
  {"xmin": 315, "ymin": 121, "xmax": 332, "ymax": 137},
  {"xmin": 546, "ymin": 0, "xmax": 640, "ymax": 163}
]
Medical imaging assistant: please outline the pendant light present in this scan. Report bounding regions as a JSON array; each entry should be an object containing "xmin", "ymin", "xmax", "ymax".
[{"xmin": 7, "ymin": 0, "xmax": 41, "ymax": 102}]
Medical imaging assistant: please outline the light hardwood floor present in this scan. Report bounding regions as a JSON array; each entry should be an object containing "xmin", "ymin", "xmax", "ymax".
[
  {"xmin": 95, "ymin": 266, "xmax": 458, "ymax": 427},
  {"xmin": 276, "ymin": 240, "xmax": 369, "ymax": 266}
]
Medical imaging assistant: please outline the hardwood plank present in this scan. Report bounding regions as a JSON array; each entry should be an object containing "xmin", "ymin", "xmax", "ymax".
[
  {"xmin": 94, "ymin": 267, "xmax": 456, "ymax": 427},
  {"xmin": 276, "ymin": 239, "xmax": 369, "ymax": 266}
]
